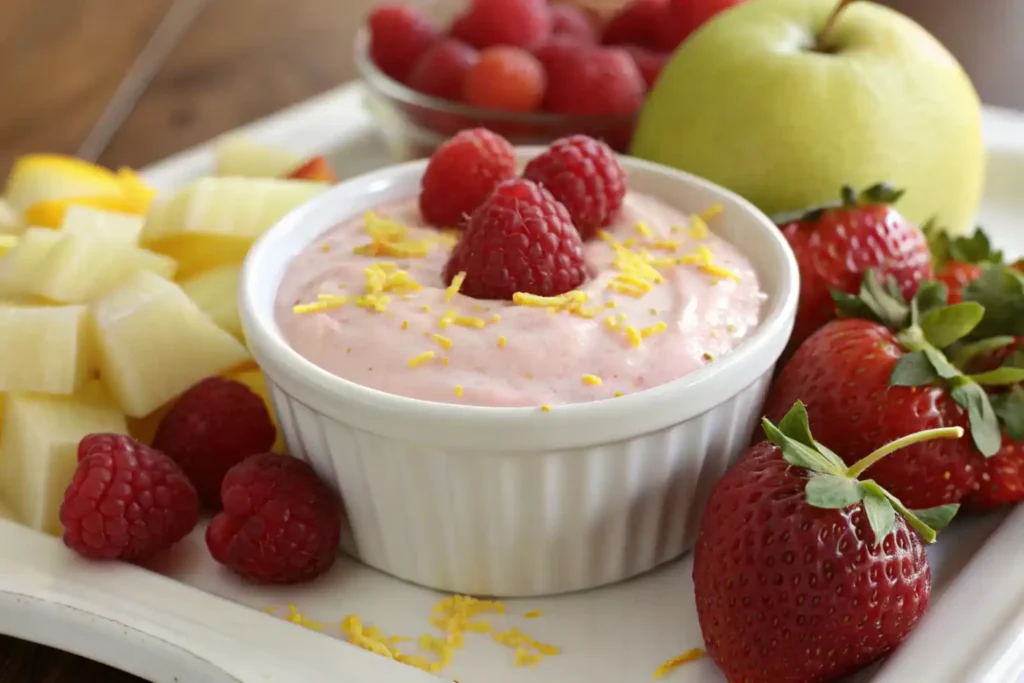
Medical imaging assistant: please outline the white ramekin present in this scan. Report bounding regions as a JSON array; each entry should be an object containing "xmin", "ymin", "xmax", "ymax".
[{"xmin": 239, "ymin": 149, "xmax": 798, "ymax": 597}]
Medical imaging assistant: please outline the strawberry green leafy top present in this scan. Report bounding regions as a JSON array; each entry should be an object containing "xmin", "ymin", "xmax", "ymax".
[
  {"xmin": 834, "ymin": 269, "xmax": 1024, "ymax": 457},
  {"xmin": 923, "ymin": 221, "xmax": 1004, "ymax": 269},
  {"xmin": 763, "ymin": 402, "xmax": 961, "ymax": 544}
]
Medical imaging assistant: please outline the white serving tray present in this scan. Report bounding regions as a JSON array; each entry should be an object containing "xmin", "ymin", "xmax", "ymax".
[{"xmin": 2, "ymin": 82, "xmax": 1023, "ymax": 683}]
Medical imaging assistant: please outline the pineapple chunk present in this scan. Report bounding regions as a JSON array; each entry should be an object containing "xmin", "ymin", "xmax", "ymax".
[
  {"xmin": 92, "ymin": 270, "xmax": 251, "ymax": 417},
  {"xmin": 215, "ymin": 135, "xmax": 303, "ymax": 178},
  {"xmin": 179, "ymin": 263, "xmax": 243, "ymax": 339},
  {"xmin": 226, "ymin": 368, "xmax": 287, "ymax": 453},
  {"xmin": 0, "ymin": 305, "xmax": 94, "ymax": 394},
  {"xmin": 4, "ymin": 154, "xmax": 122, "ymax": 214},
  {"xmin": 0, "ymin": 227, "xmax": 62, "ymax": 295},
  {"xmin": 31, "ymin": 234, "xmax": 177, "ymax": 304},
  {"xmin": 141, "ymin": 177, "xmax": 327, "ymax": 246},
  {"xmin": 151, "ymin": 233, "xmax": 251, "ymax": 281},
  {"xmin": 61, "ymin": 205, "xmax": 144, "ymax": 245},
  {"xmin": 0, "ymin": 387, "xmax": 126, "ymax": 535},
  {"xmin": 0, "ymin": 199, "xmax": 24, "ymax": 235}
]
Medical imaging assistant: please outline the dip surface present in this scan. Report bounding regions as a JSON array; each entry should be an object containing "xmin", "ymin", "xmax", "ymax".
[{"xmin": 274, "ymin": 192, "xmax": 767, "ymax": 407}]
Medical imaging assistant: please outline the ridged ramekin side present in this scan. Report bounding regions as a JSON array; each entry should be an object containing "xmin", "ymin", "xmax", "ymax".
[{"xmin": 264, "ymin": 370, "xmax": 773, "ymax": 598}]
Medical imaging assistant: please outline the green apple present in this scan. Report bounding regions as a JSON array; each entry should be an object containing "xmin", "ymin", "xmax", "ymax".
[{"xmin": 631, "ymin": 0, "xmax": 984, "ymax": 234}]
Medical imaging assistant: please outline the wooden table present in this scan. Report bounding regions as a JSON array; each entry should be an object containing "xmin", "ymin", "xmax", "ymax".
[{"xmin": 0, "ymin": 0, "xmax": 1019, "ymax": 680}]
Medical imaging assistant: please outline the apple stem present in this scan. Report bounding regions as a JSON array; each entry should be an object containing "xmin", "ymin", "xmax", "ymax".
[{"xmin": 816, "ymin": 0, "xmax": 857, "ymax": 53}]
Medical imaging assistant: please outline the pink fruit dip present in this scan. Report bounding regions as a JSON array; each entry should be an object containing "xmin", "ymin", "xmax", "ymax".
[{"xmin": 274, "ymin": 192, "xmax": 767, "ymax": 407}]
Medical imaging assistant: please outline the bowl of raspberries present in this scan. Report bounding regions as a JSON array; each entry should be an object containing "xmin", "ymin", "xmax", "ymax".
[{"xmin": 358, "ymin": 0, "xmax": 741, "ymax": 158}]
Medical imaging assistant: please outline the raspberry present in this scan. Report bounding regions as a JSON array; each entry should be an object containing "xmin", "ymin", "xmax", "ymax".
[
  {"xmin": 453, "ymin": 0, "xmax": 552, "ymax": 50},
  {"xmin": 60, "ymin": 434, "xmax": 199, "ymax": 562},
  {"xmin": 153, "ymin": 377, "xmax": 277, "ymax": 509},
  {"xmin": 206, "ymin": 453, "xmax": 342, "ymax": 584},
  {"xmin": 523, "ymin": 135, "xmax": 627, "ymax": 239},
  {"xmin": 543, "ymin": 47, "xmax": 645, "ymax": 116},
  {"xmin": 658, "ymin": 0, "xmax": 745, "ymax": 51},
  {"xmin": 463, "ymin": 46, "xmax": 546, "ymax": 112},
  {"xmin": 622, "ymin": 45, "xmax": 670, "ymax": 89},
  {"xmin": 407, "ymin": 39, "xmax": 479, "ymax": 101},
  {"xmin": 419, "ymin": 128, "xmax": 517, "ymax": 228},
  {"xmin": 601, "ymin": 0, "xmax": 670, "ymax": 48},
  {"xmin": 368, "ymin": 5, "xmax": 440, "ymax": 82},
  {"xmin": 443, "ymin": 179, "xmax": 586, "ymax": 300},
  {"xmin": 550, "ymin": 3, "xmax": 599, "ymax": 44}
]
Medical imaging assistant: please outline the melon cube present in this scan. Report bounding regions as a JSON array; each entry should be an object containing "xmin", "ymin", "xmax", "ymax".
[
  {"xmin": 61, "ymin": 205, "xmax": 144, "ymax": 246},
  {"xmin": 91, "ymin": 270, "xmax": 251, "ymax": 417},
  {"xmin": 0, "ymin": 234, "xmax": 16, "ymax": 257},
  {"xmin": 151, "ymin": 233, "xmax": 251, "ymax": 281},
  {"xmin": 31, "ymin": 233, "xmax": 177, "ymax": 304},
  {"xmin": 0, "ymin": 227, "xmax": 61, "ymax": 295},
  {"xmin": 0, "ymin": 199, "xmax": 23, "ymax": 235},
  {"xmin": 141, "ymin": 177, "xmax": 326, "ymax": 245},
  {"xmin": 215, "ymin": 135, "xmax": 303, "ymax": 178},
  {"xmin": 0, "ymin": 387, "xmax": 126, "ymax": 535},
  {"xmin": 179, "ymin": 263, "xmax": 243, "ymax": 339},
  {"xmin": 0, "ymin": 305, "xmax": 94, "ymax": 394}
]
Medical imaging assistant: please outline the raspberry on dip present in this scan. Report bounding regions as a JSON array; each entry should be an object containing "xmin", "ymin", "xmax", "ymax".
[{"xmin": 274, "ymin": 135, "xmax": 767, "ymax": 408}]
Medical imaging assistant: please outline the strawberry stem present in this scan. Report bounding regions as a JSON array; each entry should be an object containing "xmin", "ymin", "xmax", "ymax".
[
  {"xmin": 846, "ymin": 426, "xmax": 965, "ymax": 478},
  {"xmin": 816, "ymin": 0, "xmax": 856, "ymax": 52}
]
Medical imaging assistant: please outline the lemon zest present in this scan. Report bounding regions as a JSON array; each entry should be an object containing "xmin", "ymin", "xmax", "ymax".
[
  {"xmin": 446, "ymin": 271, "xmax": 467, "ymax": 302},
  {"xmin": 408, "ymin": 351, "xmax": 435, "ymax": 368},
  {"xmin": 452, "ymin": 315, "xmax": 486, "ymax": 329},
  {"xmin": 293, "ymin": 294, "xmax": 347, "ymax": 314},
  {"xmin": 653, "ymin": 649, "xmax": 705, "ymax": 678},
  {"xmin": 699, "ymin": 204, "xmax": 723, "ymax": 221},
  {"xmin": 688, "ymin": 215, "xmax": 710, "ymax": 240},
  {"xmin": 353, "ymin": 212, "xmax": 432, "ymax": 258},
  {"xmin": 625, "ymin": 325, "xmax": 643, "ymax": 347}
]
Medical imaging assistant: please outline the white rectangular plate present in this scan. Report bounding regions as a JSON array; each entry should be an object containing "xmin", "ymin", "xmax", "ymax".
[{"xmin": 1, "ymin": 83, "xmax": 1023, "ymax": 683}]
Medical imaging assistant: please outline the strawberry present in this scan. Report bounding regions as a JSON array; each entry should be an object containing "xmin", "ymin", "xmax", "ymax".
[
  {"xmin": 966, "ymin": 433, "xmax": 1024, "ymax": 509},
  {"xmin": 924, "ymin": 220, "xmax": 1003, "ymax": 303},
  {"xmin": 764, "ymin": 270, "xmax": 1024, "ymax": 509},
  {"xmin": 287, "ymin": 156, "xmax": 338, "ymax": 183},
  {"xmin": 951, "ymin": 266, "xmax": 1024, "ymax": 509},
  {"xmin": 774, "ymin": 183, "xmax": 932, "ymax": 353},
  {"xmin": 694, "ymin": 402, "xmax": 960, "ymax": 683}
]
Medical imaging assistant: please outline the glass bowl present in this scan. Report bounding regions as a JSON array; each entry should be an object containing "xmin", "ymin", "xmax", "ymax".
[{"xmin": 354, "ymin": 24, "xmax": 639, "ymax": 160}]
